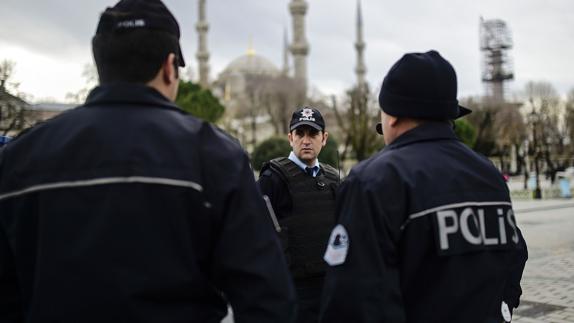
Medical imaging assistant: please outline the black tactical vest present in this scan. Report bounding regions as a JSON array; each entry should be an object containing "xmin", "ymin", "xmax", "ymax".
[{"xmin": 264, "ymin": 157, "xmax": 340, "ymax": 279}]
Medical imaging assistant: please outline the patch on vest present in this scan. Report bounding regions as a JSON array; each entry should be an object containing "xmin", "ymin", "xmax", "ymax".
[
  {"xmin": 501, "ymin": 301, "xmax": 512, "ymax": 322},
  {"xmin": 431, "ymin": 204, "xmax": 520, "ymax": 256},
  {"xmin": 324, "ymin": 224, "xmax": 349, "ymax": 266}
]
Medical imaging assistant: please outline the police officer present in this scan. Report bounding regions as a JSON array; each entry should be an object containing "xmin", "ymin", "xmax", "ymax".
[
  {"xmin": 0, "ymin": 1, "xmax": 296, "ymax": 322},
  {"xmin": 320, "ymin": 51, "xmax": 527, "ymax": 323},
  {"xmin": 258, "ymin": 107, "xmax": 340, "ymax": 323}
]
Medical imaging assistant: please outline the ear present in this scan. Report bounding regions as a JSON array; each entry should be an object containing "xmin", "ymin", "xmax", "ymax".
[
  {"xmin": 388, "ymin": 115, "xmax": 400, "ymax": 127},
  {"xmin": 162, "ymin": 53, "xmax": 177, "ymax": 85},
  {"xmin": 322, "ymin": 131, "xmax": 329, "ymax": 146},
  {"xmin": 288, "ymin": 132, "xmax": 294, "ymax": 147}
]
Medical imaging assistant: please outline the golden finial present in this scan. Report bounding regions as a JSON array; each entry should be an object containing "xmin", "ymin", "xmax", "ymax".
[{"xmin": 247, "ymin": 36, "xmax": 256, "ymax": 56}]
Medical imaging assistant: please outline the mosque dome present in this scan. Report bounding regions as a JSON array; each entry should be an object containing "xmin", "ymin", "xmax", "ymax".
[
  {"xmin": 213, "ymin": 47, "xmax": 283, "ymax": 105},
  {"xmin": 220, "ymin": 52, "xmax": 280, "ymax": 78}
]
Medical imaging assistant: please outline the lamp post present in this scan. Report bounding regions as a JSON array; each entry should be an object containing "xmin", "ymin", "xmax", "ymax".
[{"xmin": 529, "ymin": 110, "xmax": 542, "ymax": 199}]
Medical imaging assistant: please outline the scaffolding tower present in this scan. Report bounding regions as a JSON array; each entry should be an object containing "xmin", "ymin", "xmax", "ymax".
[{"xmin": 480, "ymin": 17, "xmax": 514, "ymax": 104}]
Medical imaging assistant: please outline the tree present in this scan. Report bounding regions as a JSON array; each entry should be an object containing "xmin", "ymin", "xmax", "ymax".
[
  {"xmin": 221, "ymin": 74, "xmax": 273, "ymax": 150},
  {"xmin": 524, "ymin": 81, "xmax": 564, "ymax": 181},
  {"xmin": 66, "ymin": 63, "xmax": 98, "ymax": 103},
  {"xmin": 463, "ymin": 96, "xmax": 528, "ymax": 174},
  {"xmin": 176, "ymin": 81, "xmax": 225, "ymax": 123},
  {"xmin": 464, "ymin": 97, "xmax": 497, "ymax": 156},
  {"xmin": 251, "ymin": 136, "xmax": 291, "ymax": 171},
  {"xmin": 332, "ymin": 85, "xmax": 381, "ymax": 163},
  {"xmin": 243, "ymin": 75, "xmax": 270, "ymax": 149},
  {"xmin": 0, "ymin": 60, "xmax": 36, "ymax": 136},
  {"xmin": 259, "ymin": 75, "xmax": 298, "ymax": 136},
  {"xmin": 319, "ymin": 135, "xmax": 340, "ymax": 169},
  {"xmin": 454, "ymin": 119, "xmax": 477, "ymax": 147},
  {"xmin": 492, "ymin": 103, "xmax": 527, "ymax": 174},
  {"xmin": 0, "ymin": 60, "xmax": 17, "ymax": 92}
]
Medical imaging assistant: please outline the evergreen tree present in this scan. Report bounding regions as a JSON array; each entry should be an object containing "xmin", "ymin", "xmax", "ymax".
[{"xmin": 176, "ymin": 81, "xmax": 225, "ymax": 123}]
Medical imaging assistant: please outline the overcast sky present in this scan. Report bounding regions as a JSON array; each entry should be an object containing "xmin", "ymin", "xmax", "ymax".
[{"xmin": 1, "ymin": 0, "xmax": 573, "ymax": 103}]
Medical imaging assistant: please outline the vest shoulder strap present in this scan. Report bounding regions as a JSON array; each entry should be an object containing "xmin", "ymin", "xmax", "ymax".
[
  {"xmin": 260, "ymin": 157, "xmax": 301, "ymax": 185},
  {"xmin": 321, "ymin": 163, "xmax": 340, "ymax": 184},
  {"xmin": 269, "ymin": 157, "xmax": 304, "ymax": 179}
]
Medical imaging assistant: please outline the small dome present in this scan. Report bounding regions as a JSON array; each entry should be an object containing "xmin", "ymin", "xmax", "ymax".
[{"xmin": 221, "ymin": 53, "xmax": 280, "ymax": 78}]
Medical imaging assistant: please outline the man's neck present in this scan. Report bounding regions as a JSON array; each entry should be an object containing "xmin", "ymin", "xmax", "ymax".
[{"xmin": 387, "ymin": 118, "xmax": 425, "ymax": 145}]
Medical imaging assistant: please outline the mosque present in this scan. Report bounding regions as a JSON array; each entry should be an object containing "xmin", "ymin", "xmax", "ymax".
[{"xmin": 193, "ymin": 0, "xmax": 367, "ymax": 150}]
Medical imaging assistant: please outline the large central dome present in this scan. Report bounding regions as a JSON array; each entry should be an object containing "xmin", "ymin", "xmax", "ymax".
[
  {"xmin": 220, "ymin": 53, "xmax": 280, "ymax": 78},
  {"xmin": 212, "ymin": 49, "xmax": 283, "ymax": 113}
]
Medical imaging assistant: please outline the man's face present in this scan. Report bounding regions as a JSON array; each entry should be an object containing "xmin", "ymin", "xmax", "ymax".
[{"xmin": 288, "ymin": 125, "xmax": 328, "ymax": 166}]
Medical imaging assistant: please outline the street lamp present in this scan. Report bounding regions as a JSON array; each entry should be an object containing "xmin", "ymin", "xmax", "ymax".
[{"xmin": 528, "ymin": 110, "xmax": 542, "ymax": 199}]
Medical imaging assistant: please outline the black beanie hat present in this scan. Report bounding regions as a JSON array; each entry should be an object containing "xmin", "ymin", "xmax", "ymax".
[{"xmin": 378, "ymin": 50, "xmax": 470, "ymax": 120}]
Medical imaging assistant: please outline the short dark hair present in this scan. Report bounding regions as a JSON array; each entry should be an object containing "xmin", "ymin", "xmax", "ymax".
[
  {"xmin": 291, "ymin": 125, "xmax": 324, "ymax": 137},
  {"xmin": 92, "ymin": 29, "xmax": 180, "ymax": 84}
]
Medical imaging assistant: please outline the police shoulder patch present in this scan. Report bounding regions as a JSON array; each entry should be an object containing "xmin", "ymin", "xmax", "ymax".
[
  {"xmin": 501, "ymin": 301, "xmax": 512, "ymax": 322},
  {"xmin": 323, "ymin": 224, "xmax": 349, "ymax": 266}
]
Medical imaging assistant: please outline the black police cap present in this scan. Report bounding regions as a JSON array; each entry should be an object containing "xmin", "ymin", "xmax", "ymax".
[
  {"xmin": 95, "ymin": 0, "xmax": 185, "ymax": 67},
  {"xmin": 289, "ymin": 107, "xmax": 326, "ymax": 132}
]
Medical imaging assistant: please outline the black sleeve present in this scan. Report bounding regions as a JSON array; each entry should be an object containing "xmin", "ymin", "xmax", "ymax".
[
  {"xmin": 0, "ymin": 220, "xmax": 23, "ymax": 322},
  {"xmin": 257, "ymin": 169, "xmax": 291, "ymax": 220},
  {"xmin": 504, "ymin": 225, "xmax": 528, "ymax": 310},
  {"xmin": 210, "ymin": 153, "xmax": 296, "ymax": 323},
  {"xmin": 0, "ymin": 149, "xmax": 23, "ymax": 322},
  {"xmin": 320, "ymin": 173, "xmax": 406, "ymax": 323},
  {"xmin": 256, "ymin": 169, "xmax": 277, "ymax": 202}
]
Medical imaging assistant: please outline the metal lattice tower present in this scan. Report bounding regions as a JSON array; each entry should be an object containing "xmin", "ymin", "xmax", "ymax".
[{"xmin": 480, "ymin": 17, "xmax": 514, "ymax": 104}]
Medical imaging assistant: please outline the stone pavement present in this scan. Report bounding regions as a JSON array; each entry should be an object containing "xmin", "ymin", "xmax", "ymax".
[{"xmin": 512, "ymin": 199, "xmax": 574, "ymax": 322}]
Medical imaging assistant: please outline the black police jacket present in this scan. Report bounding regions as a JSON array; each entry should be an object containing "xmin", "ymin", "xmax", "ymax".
[
  {"xmin": 0, "ymin": 84, "xmax": 296, "ymax": 323},
  {"xmin": 320, "ymin": 122, "xmax": 528, "ymax": 323}
]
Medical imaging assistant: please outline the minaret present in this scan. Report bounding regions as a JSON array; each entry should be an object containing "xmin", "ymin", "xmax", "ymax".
[
  {"xmin": 289, "ymin": 0, "xmax": 309, "ymax": 99},
  {"xmin": 355, "ymin": 0, "xmax": 367, "ymax": 92},
  {"xmin": 196, "ymin": 0, "xmax": 210, "ymax": 88},
  {"xmin": 282, "ymin": 27, "xmax": 290, "ymax": 76}
]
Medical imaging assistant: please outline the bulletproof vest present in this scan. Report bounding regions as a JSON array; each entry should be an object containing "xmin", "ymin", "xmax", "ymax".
[{"xmin": 266, "ymin": 157, "xmax": 339, "ymax": 279}]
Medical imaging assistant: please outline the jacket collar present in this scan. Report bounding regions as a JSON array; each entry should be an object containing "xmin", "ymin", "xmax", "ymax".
[
  {"xmin": 386, "ymin": 121, "xmax": 459, "ymax": 150},
  {"xmin": 288, "ymin": 151, "xmax": 320, "ymax": 171},
  {"xmin": 84, "ymin": 83, "xmax": 180, "ymax": 111}
]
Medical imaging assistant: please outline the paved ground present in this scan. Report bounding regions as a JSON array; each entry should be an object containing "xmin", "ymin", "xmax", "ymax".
[
  {"xmin": 224, "ymin": 199, "xmax": 574, "ymax": 322},
  {"xmin": 511, "ymin": 199, "xmax": 574, "ymax": 322}
]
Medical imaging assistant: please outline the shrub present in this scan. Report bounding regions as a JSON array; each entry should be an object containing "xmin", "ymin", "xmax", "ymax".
[{"xmin": 251, "ymin": 136, "xmax": 291, "ymax": 171}]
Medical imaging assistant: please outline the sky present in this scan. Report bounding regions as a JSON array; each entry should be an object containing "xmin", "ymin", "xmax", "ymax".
[{"xmin": 1, "ymin": 0, "xmax": 573, "ymax": 103}]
